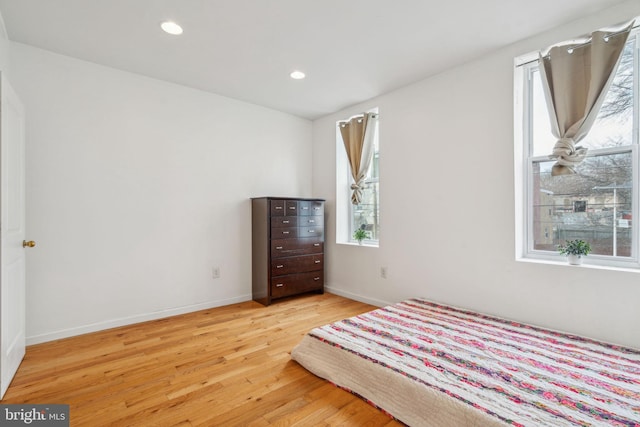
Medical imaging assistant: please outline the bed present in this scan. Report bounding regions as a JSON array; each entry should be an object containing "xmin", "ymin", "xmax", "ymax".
[{"xmin": 291, "ymin": 298, "xmax": 640, "ymax": 426}]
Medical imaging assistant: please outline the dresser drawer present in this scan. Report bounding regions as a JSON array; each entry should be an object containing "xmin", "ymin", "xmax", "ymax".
[
  {"xmin": 298, "ymin": 215, "xmax": 323, "ymax": 227},
  {"xmin": 272, "ymin": 199, "xmax": 299, "ymax": 216},
  {"xmin": 299, "ymin": 201, "xmax": 324, "ymax": 216},
  {"xmin": 271, "ymin": 271, "xmax": 324, "ymax": 298},
  {"xmin": 285, "ymin": 200, "xmax": 298, "ymax": 215},
  {"xmin": 271, "ymin": 237, "xmax": 323, "ymax": 258},
  {"xmin": 271, "ymin": 254, "xmax": 323, "ymax": 276},
  {"xmin": 299, "ymin": 226, "xmax": 324, "ymax": 239},
  {"xmin": 271, "ymin": 227, "xmax": 298, "ymax": 239},
  {"xmin": 270, "ymin": 200, "xmax": 286, "ymax": 216},
  {"xmin": 271, "ymin": 216, "xmax": 298, "ymax": 228}
]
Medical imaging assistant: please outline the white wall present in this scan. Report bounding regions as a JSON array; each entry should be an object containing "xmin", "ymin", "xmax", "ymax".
[
  {"xmin": 11, "ymin": 43, "xmax": 312, "ymax": 344},
  {"xmin": 313, "ymin": 0, "xmax": 640, "ymax": 348}
]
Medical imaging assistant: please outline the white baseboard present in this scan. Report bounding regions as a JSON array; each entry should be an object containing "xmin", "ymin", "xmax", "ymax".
[
  {"xmin": 27, "ymin": 288, "xmax": 390, "ymax": 345},
  {"xmin": 325, "ymin": 285, "xmax": 392, "ymax": 308},
  {"xmin": 26, "ymin": 294, "xmax": 252, "ymax": 345}
]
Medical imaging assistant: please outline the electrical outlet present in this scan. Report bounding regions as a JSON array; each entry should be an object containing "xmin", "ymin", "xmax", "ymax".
[
  {"xmin": 212, "ymin": 267, "xmax": 221, "ymax": 279},
  {"xmin": 380, "ymin": 267, "xmax": 387, "ymax": 279}
]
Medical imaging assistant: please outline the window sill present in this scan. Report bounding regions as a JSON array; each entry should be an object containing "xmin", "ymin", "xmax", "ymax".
[
  {"xmin": 337, "ymin": 241, "xmax": 379, "ymax": 248},
  {"xmin": 517, "ymin": 256, "xmax": 640, "ymax": 273}
]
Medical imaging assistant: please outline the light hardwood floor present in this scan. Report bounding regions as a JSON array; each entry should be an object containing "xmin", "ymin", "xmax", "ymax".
[{"xmin": 2, "ymin": 293, "xmax": 403, "ymax": 426}]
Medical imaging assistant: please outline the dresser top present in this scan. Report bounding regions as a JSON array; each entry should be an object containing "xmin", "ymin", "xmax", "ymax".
[{"xmin": 251, "ymin": 197, "xmax": 325, "ymax": 202}]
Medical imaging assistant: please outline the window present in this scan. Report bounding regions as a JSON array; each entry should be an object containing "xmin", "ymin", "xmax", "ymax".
[
  {"xmin": 351, "ymin": 133, "xmax": 379, "ymax": 242},
  {"xmin": 516, "ymin": 28, "xmax": 639, "ymax": 267},
  {"xmin": 336, "ymin": 110, "xmax": 380, "ymax": 245}
]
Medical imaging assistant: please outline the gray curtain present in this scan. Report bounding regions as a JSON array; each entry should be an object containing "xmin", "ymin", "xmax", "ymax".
[
  {"xmin": 339, "ymin": 112, "xmax": 378, "ymax": 204},
  {"xmin": 539, "ymin": 21, "xmax": 633, "ymax": 176}
]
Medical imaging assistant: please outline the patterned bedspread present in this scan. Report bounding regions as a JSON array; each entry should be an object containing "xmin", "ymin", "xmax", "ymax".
[{"xmin": 291, "ymin": 298, "xmax": 640, "ymax": 426}]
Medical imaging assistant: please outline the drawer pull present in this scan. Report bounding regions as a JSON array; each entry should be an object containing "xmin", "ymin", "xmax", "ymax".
[
  {"xmin": 308, "ymin": 220, "xmax": 315, "ymax": 223},
  {"xmin": 314, "ymin": 260, "xmax": 321, "ymax": 264},
  {"xmin": 282, "ymin": 231, "xmax": 289, "ymax": 234},
  {"xmin": 289, "ymin": 207, "xmax": 296, "ymax": 210},
  {"xmin": 283, "ymin": 220, "xmax": 290, "ymax": 224},
  {"xmin": 314, "ymin": 207, "xmax": 320, "ymax": 210},
  {"xmin": 313, "ymin": 277, "xmax": 321, "ymax": 281},
  {"xmin": 308, "ymin": 230, "xmax": 315, "ymax": 233},
  {"xmin": 276, "ymin": 265, "xmax": 284, "ymax": 268},
  {"xmin": 275, "ymin": 206, "xmax": 283, "ymax": 210},
  {"xmin": 276, "ymin": 283, "xmax": 284, "ymax": 287},
  {"xmin": 276, "ymin": 246, "xmax": 283, "ymax": 250},
  {"xmin": 302, "ymin": 207, "xmax": 309, "ymax": 210},
  {"xmin": 313, "ymin": 243, "xmax": 320, "ymax": 247}
]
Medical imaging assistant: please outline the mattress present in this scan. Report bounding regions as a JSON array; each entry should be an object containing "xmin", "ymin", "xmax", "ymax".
[{"xmin": 291, "ymin": 298, "xmax": 640, "ymax": 426}]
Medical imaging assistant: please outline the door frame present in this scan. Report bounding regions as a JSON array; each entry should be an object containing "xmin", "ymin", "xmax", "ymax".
[{"xmin": 0, "ymin": 73, "xmax": 27, "ymax": 399}]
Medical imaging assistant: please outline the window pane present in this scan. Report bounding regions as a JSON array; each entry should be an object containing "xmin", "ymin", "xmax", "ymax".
[
  {"xmin": 532, "ymin": 153, "xmax": 633, "ymax": 257},
  {"xmin": 349, "ymin": 115, "xmax": 379, "ymax": 244},
  {"xmin": 531, "ymin": 39, "xmax": 635, "ymax": 156},
  {"xmin": 370, "ymin": 151, "xmax": 379, "ymax": 179},
  {"xmin": 581, "ymin": 40, "xmax": 634, "ymax": 150},
  {"xmin": 353, "ymin": 181, "xmax": 380, "ymax": 241}
]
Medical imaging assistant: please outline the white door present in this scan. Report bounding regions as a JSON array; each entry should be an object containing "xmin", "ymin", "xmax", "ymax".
[{"xmin": 0, "ymin": 74, "xmax": 27, "ymax": 399}]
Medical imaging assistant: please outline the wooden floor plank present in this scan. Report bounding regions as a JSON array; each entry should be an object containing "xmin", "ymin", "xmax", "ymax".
[{"xmin": 2, "ymin": 293, "xmax": 403, "ymax": 426}]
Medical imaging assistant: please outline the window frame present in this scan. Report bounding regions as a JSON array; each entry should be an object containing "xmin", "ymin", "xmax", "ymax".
[
  {"xmin": 335, "ymin": 108, "xmax": 380, "ymax": 247},
  {"xmin": 515, "ymin": 29, "xmax": 640, "ymax": 269},
  {"xmin": 348, "ymin": 149, "xmax": 379, "ymax": 245}
]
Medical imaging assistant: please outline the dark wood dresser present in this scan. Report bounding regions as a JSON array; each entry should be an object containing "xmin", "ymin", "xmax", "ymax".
[{"xmin": 251, "ymin": 197, "xmax": 325, "ymax": 305}]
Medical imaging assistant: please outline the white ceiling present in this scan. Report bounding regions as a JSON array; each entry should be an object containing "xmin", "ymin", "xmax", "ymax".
[{"xmin": 0, "ymin": 0, "xmax": 631, "ymax": 119}]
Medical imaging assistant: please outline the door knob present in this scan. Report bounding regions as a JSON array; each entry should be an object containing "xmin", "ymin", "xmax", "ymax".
[{"xmin": 22, "ymin": 240, "xmax": 36, "ymax": 248}]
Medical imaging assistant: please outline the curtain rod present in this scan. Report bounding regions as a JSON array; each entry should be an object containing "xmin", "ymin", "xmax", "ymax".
[
  {"xmin": 542, "ymin": 26, "xmax": 632, "ymax": 57},
  {"xmin": 517, "ymin": 21, "xmax": 638, "ymax": 67},
  {"xmin": 337, "ymin": 112, "xmax": 379, "ymax": 126}
]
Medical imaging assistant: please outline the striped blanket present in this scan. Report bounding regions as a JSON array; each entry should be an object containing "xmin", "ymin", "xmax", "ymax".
[{"xmin": 291, "ymin": 298, "xmax": 640, "ymax": 426}]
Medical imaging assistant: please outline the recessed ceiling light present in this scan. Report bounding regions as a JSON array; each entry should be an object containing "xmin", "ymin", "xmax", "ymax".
[
  {"xmin": 290, "ymin": 70, "xmax": 306, "ymax": 80},
  {"xmin": 161, "ymin": 21, "xmax": 183, "ymax": 35}
]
